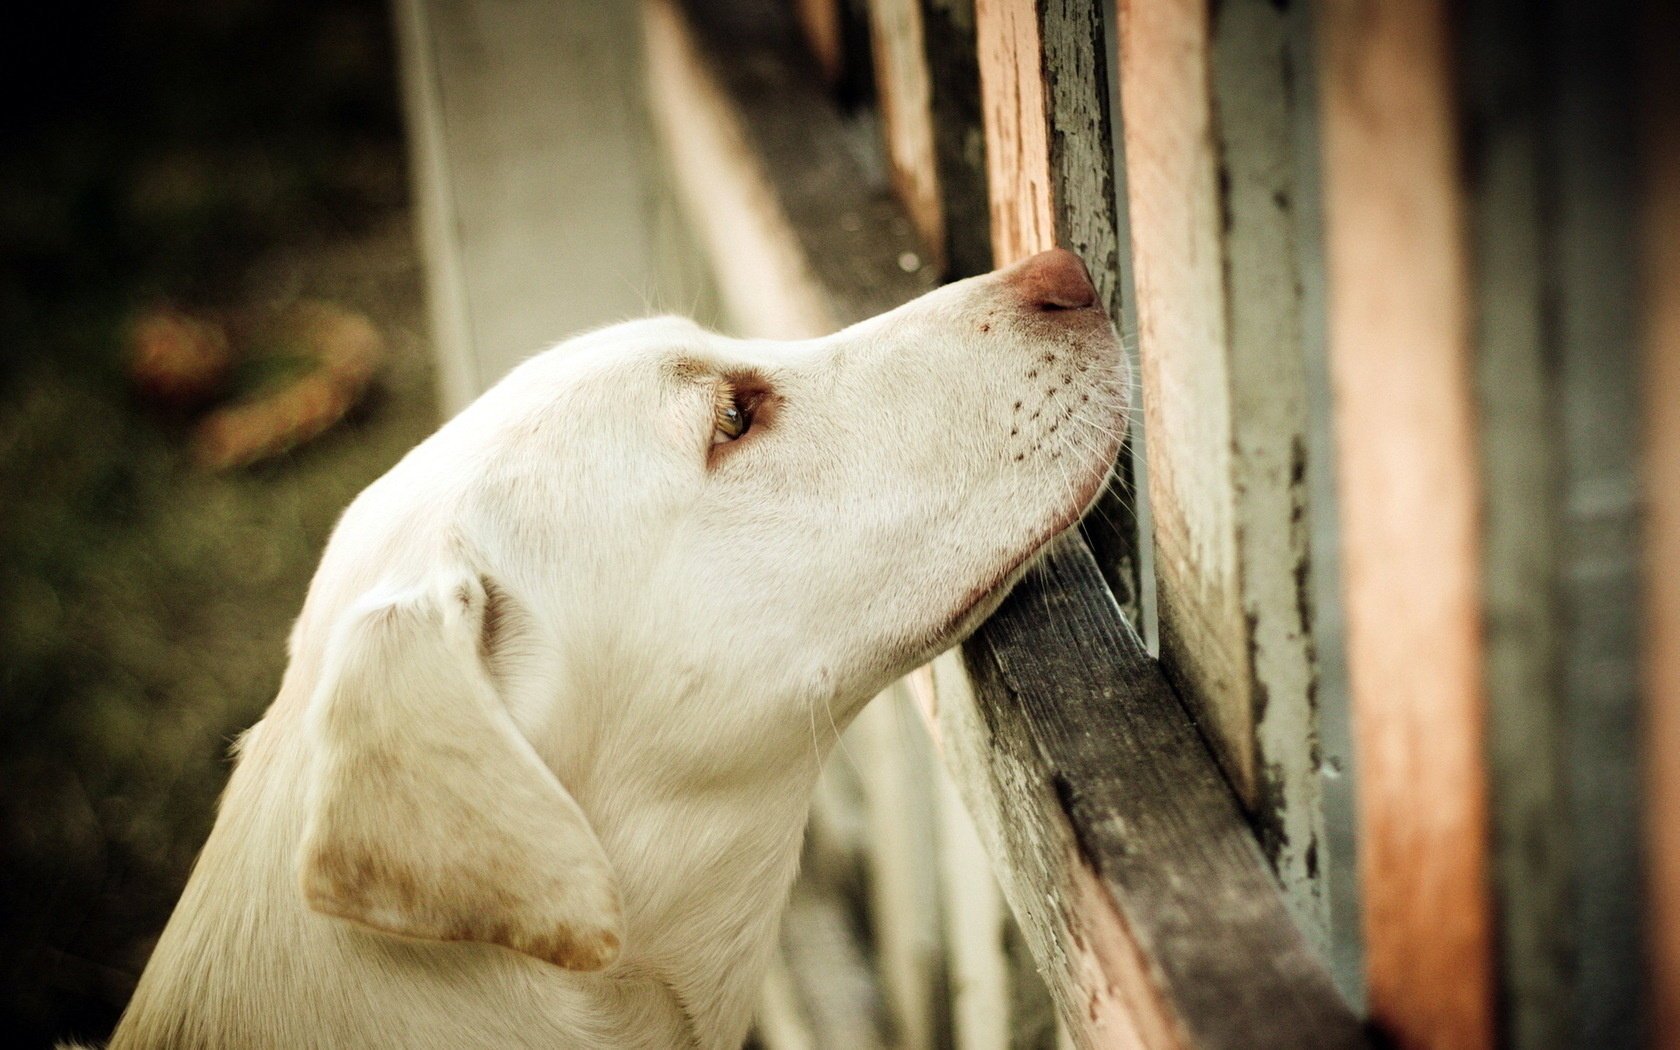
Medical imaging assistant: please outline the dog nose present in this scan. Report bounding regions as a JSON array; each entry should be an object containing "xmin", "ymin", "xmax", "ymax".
[{"xmin": 999, "ymin": 248, "xmax": 1098, "ymax": 311}]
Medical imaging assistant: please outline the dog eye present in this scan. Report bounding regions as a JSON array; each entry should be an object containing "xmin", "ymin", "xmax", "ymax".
[{"xmin": 712, "ymin": 386, "xmax": 750, "ymax": 444}]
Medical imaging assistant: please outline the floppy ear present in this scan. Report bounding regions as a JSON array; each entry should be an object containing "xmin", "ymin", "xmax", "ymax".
[{"xmin": 296, "ymin": 570, "xmax": 623, "ymax": 971}]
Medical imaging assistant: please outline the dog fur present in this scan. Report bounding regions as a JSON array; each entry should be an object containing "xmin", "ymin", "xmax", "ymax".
[{"xmin": 101, "ymin": 250, "xmax": 1128, "ymax": 1049}]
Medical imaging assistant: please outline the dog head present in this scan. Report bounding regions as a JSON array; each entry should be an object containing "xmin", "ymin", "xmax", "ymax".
[{"xmin": 291, "ymin": 249, "xmax": 1129, "ymax": 970}]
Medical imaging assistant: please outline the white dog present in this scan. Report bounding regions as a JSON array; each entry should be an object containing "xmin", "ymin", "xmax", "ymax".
[{"xmin": 102, "ymin": 248, "xmax": 1127, "ymax": 1049}]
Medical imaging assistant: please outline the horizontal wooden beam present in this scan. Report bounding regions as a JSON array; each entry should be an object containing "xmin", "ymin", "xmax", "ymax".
[{"xmin": 932, "ymin": 536, "xmax": 1363, "ymax": 1050}]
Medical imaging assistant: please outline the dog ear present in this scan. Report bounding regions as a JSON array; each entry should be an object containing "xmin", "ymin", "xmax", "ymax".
[{"xmin": 296, "ymin": 570, "xmax": 623, "ymax": 971}]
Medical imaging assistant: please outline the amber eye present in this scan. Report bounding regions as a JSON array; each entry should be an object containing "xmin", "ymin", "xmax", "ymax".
[{"xmin": 712, "ymin": 386, "xmax": 749, "ymax": 444}]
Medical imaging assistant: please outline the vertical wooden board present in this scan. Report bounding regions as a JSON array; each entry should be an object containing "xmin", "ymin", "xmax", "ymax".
[
  {"xmin": 975, "ymin": 0, "xmax": 1055, "ymax": 264},
  {"xmin": 644, "ymin": 0, "xmax": 838, "ymax": 339},
  {"xmin": 796, "ymin": 0, "xmax": 846, "ymax": 83},
  {"xmin": 1210, "ymin": 0, "xmax": 1326, "ymax": 950},
  {"xmin": 1644, "ymin": 0, "xmax": 1680, "ymax": 1035},
  {"xmin": 936, "ymin": 759, "xmax": 1012, "ymax": 1050},
  {"xmin": 1113, "ymin": 0, "xmax": 1246, "ymax": 795},
  {"xmin": 917, "ymin": 0, "xmax": 993, "ymax": 279},
  {"xmin": 392, "ymin": 0, "xmax": 478, "ymax": 412},
  {"xmin": 1315, "ymin": 1, "xmax": 1496, "ymax": 1047},
  {"xmin": 401, "ymin": 0, "xmax": 677, "ymax": 399},
  {"xmin": 1281, "ymin": 0, "xmax": 1365, "ymax": 1004},
  {"xmin": 1114, "ymin": 0, "xmax": 1326, "ymax": 946},
  {"xmin": 867, "ymin": 0, "xmax": 946, "ymax": 271},
  {"xmin": 854, "ymin": 686, "xmax": 943, "ymax": 1050},
  {"xmin": 1545, "ymin": 4, "xmax": 1644, "ymax": 1043},
  {"xmin": 1459, "ymin": 2, "xmax": 1574, "ymax": 1044},
  {"xmin": 976, "ymin": 0, "xmax": 1140, "ymax": 623}
]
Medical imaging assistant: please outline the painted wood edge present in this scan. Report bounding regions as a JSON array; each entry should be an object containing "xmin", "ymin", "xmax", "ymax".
[
  {"xmin": 1207, "ymin": 0, "xmax": 1327, "ymax": 953},
  {"xmin": 1314, "ymin": 0, "xmax": 1497, "ymax": 1045},
  {"xmin": 1112, "ymin": 0, "xmax": 1328, "ymax": 951},
  {"xmin": 944, "ymin": 535, "xmax": 1365, "ymax": 1049}
]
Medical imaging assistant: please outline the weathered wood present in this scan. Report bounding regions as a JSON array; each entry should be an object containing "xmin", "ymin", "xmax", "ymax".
[
  {"xmin": 975, "ymin": 0, "xmax": 1140, "ymax": 625},
  {"xmin": 1114, "ymin": 0, "xmax": 1327, "ymax": 949},
  {"xmin": 935, "ymin": 536, "xmax": 1365, "ymax": 1050},
  {"xmin": 1644, "ymin": 0, "xmax": 1680, "ymax": 1036},
  {"xmin": 866, "ymin": 0, "xmax": 946, "ymax": 272},
  {"xmin": 1315, "ymin": 1, "xmax": 1497, "ymax": 1046},
  {"xmin": 915, "ymin": 0, "xmax": 992, "ymax": 280},
  {"xmin": 645, "ymin": 0, "xmax": 935, "ymax": 334},
  {"xmin": 1278, "ymin": 0, "xmax": 1365, "ymax": 1003},
  {"xmin": 650, "ymin": 2, "xmax": 1362, "ymax": 1044}
]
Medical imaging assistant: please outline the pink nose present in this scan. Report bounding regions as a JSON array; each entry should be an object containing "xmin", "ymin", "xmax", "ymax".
[{"xmin": 998, "ymin": 248, "xmax": 1098, "ymax": 311}]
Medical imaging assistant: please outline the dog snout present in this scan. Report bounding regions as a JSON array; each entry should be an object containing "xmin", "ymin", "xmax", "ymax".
[{"xmin": 998, "ymin": 248, "xmax": 1098, "ymax": 312}]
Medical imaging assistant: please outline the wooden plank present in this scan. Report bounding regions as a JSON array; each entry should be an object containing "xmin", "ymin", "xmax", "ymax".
[
  {"xmin": 1114, "ymin": 0, "xmax": 1326, "ymax": 949},
  {"xmin": 1644, "ymin": 0, "xmax": 1680, "ymax": 1036},
  {"xmin": 866, "ymin": 0, "xmax": 946, "ymax": 272},
  {"xmin": 1544, "ymin": 6, "xmax": 1644, "ymax": 1044},
  {"xmin": 645, "ymin": 0, "xmax": 935, "ymax": 336},
  {"xmin": 915, "ymin": 0, "xmax": 993, "ymax": 280},
  {"xmin": 779, "ymin": 881, "xmax": 892, "ymax": 1050},
  {"xmin": 1457, "ymin": 3, "xmax": 1573, "ymax": 1044},
  {"xmin": 1314, "ymin": 1, "xmax": 1497, "ymax": 1047},
  {"xmin": 975, "ymin": 0, "xmax": 1140, "ymax": 625},
  {"xmin": 394, "ymin": 0, "xmax": 691, "ymax": 408},
  {"xmin": 935, "ymin": 537, "xmax": 1365, "ymax": 1049},
  {"xmin": 854, "ymin": 686, "xmax": 943, "ymax": 1050},
  {"xmin": 795, "ymin": 0, "xmax": 846, "ymax": 84},
  {"xmin": 935, "ymin": 759, "xmax": 1011, "ymax": 1050}
]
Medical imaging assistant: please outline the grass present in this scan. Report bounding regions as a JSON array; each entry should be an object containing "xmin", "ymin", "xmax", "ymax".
[{"xmin": 0, "ymin": 1, "xmax": 437, "ymax": 1041}]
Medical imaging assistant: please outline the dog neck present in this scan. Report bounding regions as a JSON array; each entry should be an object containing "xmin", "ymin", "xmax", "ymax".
[{"xmin": 109, "ymin": 680, "xmax": 832, "ymax": 1050}]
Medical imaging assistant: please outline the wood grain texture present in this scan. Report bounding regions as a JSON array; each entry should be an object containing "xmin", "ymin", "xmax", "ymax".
[
  {"xmin": 1644, "ymin": 0, "xmax": 1680, "ymax": 1035},
  {"xmin": 975, "ymin": 0, "xmax": 1139, "ymax": 622},
  {"xmin": 939, "ymin": 536, "xmax": 1365, "ymax": 1050},
  {"xmin": 867, "ymin": 0, "xmax": 946, "ymax": 271},
  {"xmin": 1115, "ymin": 0, "xmax": 1326, "ymax": 949},
  {"xmin": 1315, "ymin": 1, "xmax": 1496, "ymax": 1046}
]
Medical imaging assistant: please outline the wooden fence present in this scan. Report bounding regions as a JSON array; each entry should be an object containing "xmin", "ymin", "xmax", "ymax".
[{"xmin": 398, "ymin": 0, "xmax": 1677, "ymax": 1046}]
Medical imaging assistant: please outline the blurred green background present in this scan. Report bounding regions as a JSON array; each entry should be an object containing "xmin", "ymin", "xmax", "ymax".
[{"xmin": 0, "ymin": 1, "xmax": 436, "ymax": 1042}]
